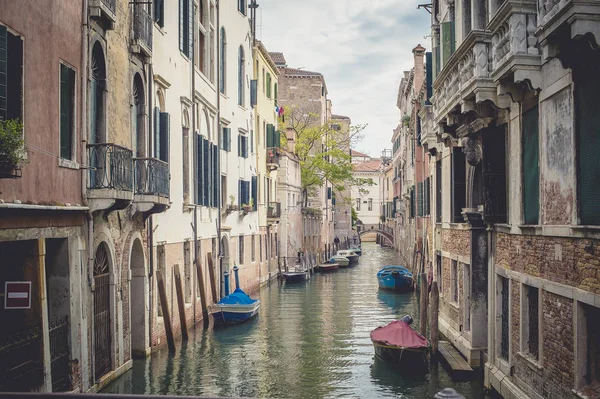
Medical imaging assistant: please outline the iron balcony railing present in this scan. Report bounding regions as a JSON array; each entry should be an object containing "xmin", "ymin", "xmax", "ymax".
[
  {"xmin": 87, "ymin": 143, "xmax": 134, "ymax": 191},
  {"xmin": 267, "ymin": 202, "xmax": 281, "ymax": 219},
  {"xmin": 134, "ymin": 158, "xmax": 170, "ymax": 198},
  {"xmin": 101, "ymin": 0, "xmax": 116, "ymax": 15},
  {"xmin": 133, "ymin": 5, "xmax": 153, "ymax": 53}
]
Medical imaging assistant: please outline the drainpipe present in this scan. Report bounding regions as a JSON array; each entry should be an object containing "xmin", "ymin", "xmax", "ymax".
[
  {"xmin": 216, "ymin": 0, "xmax": 223, "ymax": 299},
  {"xmin": 190, "ymin": 10, "xmax": 197, "ymax": 323},
  {"xmin": 147, "ymin": 60, "xmax": 155, "ymax": 350},
  {"xmin": 79, "ymin": 0, "xmax": 96, "ymax": 386}
]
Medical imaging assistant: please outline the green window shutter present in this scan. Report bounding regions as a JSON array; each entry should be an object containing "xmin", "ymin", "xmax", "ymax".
[
  {"xmin": 159, "ymin": 112, "xmax": 170, "ymax": 162},
  {"xmin": 60, "ymin": 64, "xmax": 75, "ymax": 160},
  {"xmin": 0, "ymin": 25, "xmax": 6, "ymax": 121},
  {"xmin": 266, "ymin": 124, "xmax": 274, "ymax": 147},
  {"xmin": 418, "ymin": 181, "xmax": 424, "ymax": 217},
  {"xmin": 522, "ymin": 105, "xmax": 540, "ymax": 225},
  {"xmin": 266, "ymin": 73, "xmax": 271, "ymax": 98},
  {"xmin": 576, "ymin": 76, "xmax": 600, "ymax": 225},
  {"xmin": 197, "ymin": 134, "xmax": 203, "ymax": 204},
  {"xmin": 212, "ymin": 143, "xmax": 219, "ymax": 206},
  {"xmin": 441, "ymin": 21, "xmax": 453, "ymax": 68},
  {"xmin": 203, "ymin": 136, "xmax": 210, "ymax": 205},
  {"xmin": 274, "ymin": 83, "xmax": 278, "ymax": 106}
]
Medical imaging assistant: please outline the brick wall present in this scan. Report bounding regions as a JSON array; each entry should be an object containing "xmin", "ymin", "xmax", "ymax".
[
  {"xmin": 495, "ymin": 233, "xmax": 600, "ymax": 295},
  {"xmin": 441, "ymin": 228, "xmax": 471, "ymax": 258}
]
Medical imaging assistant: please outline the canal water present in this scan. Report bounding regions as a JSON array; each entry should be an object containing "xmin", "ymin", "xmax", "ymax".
[{"xmin": 103, "ymin": 242, "xmax": 485, "ymax": 398}]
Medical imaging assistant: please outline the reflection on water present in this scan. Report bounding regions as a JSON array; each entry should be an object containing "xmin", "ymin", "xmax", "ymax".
[{"xmin": 103, "ymin": 243, "xmax": 485, "ymax": 398}]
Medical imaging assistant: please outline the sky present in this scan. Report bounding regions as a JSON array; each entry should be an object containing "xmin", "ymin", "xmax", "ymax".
[{"xmin": 257, "ymin": 0, "xmax": 432, "ymax": 158}]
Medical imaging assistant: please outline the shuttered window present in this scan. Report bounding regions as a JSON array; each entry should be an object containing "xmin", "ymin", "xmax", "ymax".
[
  {"xmin": 221, "ymin": 127, "xmax": 231, "ymax": 151},
  {"xmin": 424, "ymin": 177, "xmax": 431, "ymax": 216},
  {"xmin": 219, "ymin": 28, "xmax": 226, "ymax": 94},
  {"xmin": 452, "ymin": 147, "xmax": 466, "ymax": 223},
  {"xmin": 418, "ymin": 181, "xmax": 424, "ymax": 217},
  {"xmin": 436, "ymin": 160, "xmax": 442, "ymax": 222},
  {"xmin": 410, "ymin": 185, "xmax": 415, "ymax": 218},
  {"xmin": 441, "ymin": 21, "xmax": 455, "ymax": 68},
  {"xmin": 426, "ymin": 52, "xmax": 432, "ymax": 105},
  {"xmin": 576, "ymin": 72, "xmax": 600, "ymax": 225},
  {"xmin": 238, "ymin": 134, "xmax": 248, "ymax": 158},
  {"xmin": 159, "ymin": 112, "xmax": 170, "ymax": 162},
  {"xmin": 483, "ymin": 125, "xmax": 507, "ymax": 223},
  {"xmin": 250, "ymin": 79, "xmax": 257, "ymax": 107},
  {"xmin": 0, "ymin": 25, "xmax": 23, "ymax": 122},
  {"xmin": 60, "ymin": 64, "xmax": 76, "ymax": 160},
  {"xmin": 154, "ymin": 0, "xmax": 165, "ymax": 28},
  {"xmin": 238, "ymin": 179, "xmax": 250, "ymax": 207},
  {"xmin": 251, "ymin": 175, "xmax": 257, "ymax": 211},
  {"xmin": 266, "ymin": 73, "xmax": 271, "ymax": 98},
  {"xmin": 212, "ymin": 143, "xmax": 219, "ymax": 206},
  {"xmin": 238, "ymin": 46, "xmax": 244, "ymax": 106},
  {"xmin": 179, "ymin": 0, "xmax": 193, "ymax": 58},
  {"xmin": 203, "ymin": 136, "xmax": 210, "ymax": 205},
  {"xmin": 154, "ymin": 107, "xmax": 161, "ymax": 159},
  {"xmin": 522, "ymin": 105, "xmax": 539, "ymax": 225}
]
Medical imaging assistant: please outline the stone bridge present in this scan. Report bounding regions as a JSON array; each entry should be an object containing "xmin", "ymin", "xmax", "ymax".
[{"xmin": 356, "ymin": 224, "xmax": 394, "ymax": 245}]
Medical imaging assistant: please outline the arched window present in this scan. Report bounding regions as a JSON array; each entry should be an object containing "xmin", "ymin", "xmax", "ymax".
[
  {"xmin": 132, "ymin": 73, "xmax": 145, "ymax": 157},
  {"xmin": 219, "ymin": 27, "xmax": 226, "ymax": 94},
  {"xmin": 90, "ymin": 42, "xmax": 106, "ymax": 144},
  {"xmin": 238, "ymin": 46, "xmax": 245, "ymax": 106}
]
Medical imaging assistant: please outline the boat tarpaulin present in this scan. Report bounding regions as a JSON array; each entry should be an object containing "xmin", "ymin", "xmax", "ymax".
[
  {"xmin": 217, "ymin": 288, "xmax": 258, "ymax": 305},
  {"xmin": 370, "ymin": 320, "xmax": 429, "ymax": 349}
]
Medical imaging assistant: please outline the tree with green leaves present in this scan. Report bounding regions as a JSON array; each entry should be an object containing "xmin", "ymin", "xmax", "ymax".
[{"xmin": 279, "ymin": 103, "xmax": 374, "ymax": 206}]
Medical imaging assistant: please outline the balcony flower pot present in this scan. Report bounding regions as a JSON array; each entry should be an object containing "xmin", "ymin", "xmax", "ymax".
[
  {"xmin": 241, "ymin": 204, "xmax": 252, "ymax": 215},
  {"xmin": 0, "ymin": 120, "xmax": 26, "ymax": 179}
]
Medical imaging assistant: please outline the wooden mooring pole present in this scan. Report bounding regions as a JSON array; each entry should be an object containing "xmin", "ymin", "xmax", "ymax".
[
  {"xmin": 207, "ymin": 253, "xmax": 218, "ymax": 303},
  {"xmin": 430, "ymin": 281, "xmax": 439, "ymax": 356},
  {"xmin": 420, "ymin": 273, "xmax": 428, "ymax": 337},
  {"xmin": 156, "ymin": 270, "xmax": 176, "ymax": 352},
  {"xmin": 195, "ymin": 259, "xmax": 209, "ymax": 326},
  {"xmin": 173, "ymin": 264, "xmax": 188, "ymax": 341}
]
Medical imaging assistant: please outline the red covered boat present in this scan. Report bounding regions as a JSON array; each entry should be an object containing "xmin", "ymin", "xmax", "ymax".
[{"xmin": 370, "ymin": 315, "xmax": 430, "ymax": 365}]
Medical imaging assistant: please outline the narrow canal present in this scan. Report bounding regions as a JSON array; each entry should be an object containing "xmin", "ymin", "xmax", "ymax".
[{"xmin": 103, "ymin": 242, "xmax": 485, "ymax": 398}]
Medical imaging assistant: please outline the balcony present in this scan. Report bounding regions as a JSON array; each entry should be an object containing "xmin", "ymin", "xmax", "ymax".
[
  {"xmin": 87, "ymin": 143, "xmax": 134, "ymax": 212},
  {"xmin": 132, "ymin": 157, "xmax": 170, "ymax": 215},
  {"xmin": 537, "ymin": 0, "xmax": 600, "ymax": 61},
  {"xmin": 266, "ymin": 148, "xmax": 280, "ymax": 171},
  {"xmin": 267, "ymin": 202, "xmax": 281, "ymax": 221},
  {"xmin": 488, "ymin": 0, "xmax": 541, "ymax": 89},
  {"xmin": 432, "ymin": 30, "xmax": 498, "ymax": 126},
  {"xmin": 131, "ymin": 5, "xmax": 153, "ymax": 59},
  {"xmin": 89, "ymin": 0, "xmax": 116, "ymax": 30}
]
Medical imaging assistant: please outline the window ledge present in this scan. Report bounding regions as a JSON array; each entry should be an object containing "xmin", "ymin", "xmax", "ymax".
[
  {"xmin": 153, "ymin": 23, "xmax": 166, "ymax": 36},
  {"xmin": 516, "ymin": 351, "xmax": 543, "ymax": 373},
  {"xmin": 447, "ymin": 300, "xmax": 460, "ymax": 310},
  {"xmin": 59, "ymin": 158, "xmax": 80, "ymax": 170},
  {"xmin": 494, "ymin": 224, "xmax": 512, "ymax": 234}
]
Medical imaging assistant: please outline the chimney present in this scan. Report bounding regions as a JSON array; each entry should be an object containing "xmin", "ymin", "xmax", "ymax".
[
  {"xmin": 413, "ymin": 44, "xmax": 426, "ymax": 90},
  {"xmin": 286, "ymin": 128, "xmax": 296, "ymax": 153}
]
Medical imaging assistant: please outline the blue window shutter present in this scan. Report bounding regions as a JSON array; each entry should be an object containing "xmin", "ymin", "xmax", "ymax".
[
  {"xmin": 207, "ymin": 140, "xmax": 213, "ymax": 207},
  {"xmin": 250, "ymin": 79, "xmax": 257, "ymax": 107},
  {"xmin": 188, "ymin": 0, "xmax": 193, "ymax": 58},
  {"xmin": 213, "ymin": 144, "xmax": 219, "ymax": 206},
  {"xmin": 159, "ymin": 112, "xmax": 170, "ymax": 162},
  {"xmin": 203, "ymin": 137, "xmax": 210, "ymax": 205},
  {"xmin": 238, "ymin": 179, "xmax": 242, "ymax": 207},
  {"xmin": 250, "ymin": 130, "xmax": 254, "ymax": 153},
  {"xmin": 251, "ymin": 176, "xmax": 257, "ymax": 211},
  {"xmin": 226, "ymin": 128, "xmax": 231, "ymax": 151},
  {"xmin": 0, "ymin": 25, "xmax": 7, "ymax": 121},
  {"xmin": 426, "ymin": 52, "xmax": 432, "ymax": 105},
  {"xmin": 238, "ymin": 134, "xmax": 242, "ymax": 157},
  {"xmin": 179, "ymin": 0, "xmax": 184, "ymax": 53},
  {"xmin": 327, "ymin": 187, "xmax": 332, "ymax": 199},
  {"xmin": 154, "ymin": 107, "xmax": 161, "ymax": 158},
  {"xmin": 196, "ymin": 134, "xmax": 202, "ymax": 204}
]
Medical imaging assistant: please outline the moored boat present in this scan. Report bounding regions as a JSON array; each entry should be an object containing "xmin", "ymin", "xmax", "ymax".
[
  {"xmin": 317, "ymin": 261, "xmax": 339, "ymax": 272},
  {"xmin": 330, "ymin": 255, "xmax": 350, "ymax": 266},
  {"xmin": 336, "ymin": 250, "xmax": 359, "ymax": 265},
  {"xmin": 350, "ymin": 246, "xmax": 362, "ymax": 256},
  {"xmin": 210, "ymin": 266, "xmax": 260, "ymax": 325},
  {"xmin": 377, "ymin": 265, "xmax": 413, "ymax": 291},
  {"xmin": 282, "ymin": 269, "xmax": 309, "ymax": 283},
  {"xmin": 370, "ymin": 315, "xmax": 429, "ymax": 366}
]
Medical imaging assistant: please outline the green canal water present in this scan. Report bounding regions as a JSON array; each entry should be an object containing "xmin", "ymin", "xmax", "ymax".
[{"xmin": 103, "ymin": 242, "xmax": 485, "ymax": 398}]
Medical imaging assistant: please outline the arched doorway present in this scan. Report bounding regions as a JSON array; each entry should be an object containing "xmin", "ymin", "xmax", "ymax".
[
  {"xmin": 93, "ymin": 242, "xmax": 112, "ymax": 380},
  {"xmin": 129, "ymin": 239, "xmax": 148, "ymax": 358},
  {"xmin": 132, "ymin": 73, "xmax": 146, "ymax": 158},
  {"xmin": 90, "ymin": 42, "xmax": 106, "ymax": 144}
]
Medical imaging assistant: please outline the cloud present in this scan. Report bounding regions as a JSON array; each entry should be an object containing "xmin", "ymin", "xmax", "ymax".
[{"xmin": 257, "ymin": 0, "xmax": 431, "ymax": 157}]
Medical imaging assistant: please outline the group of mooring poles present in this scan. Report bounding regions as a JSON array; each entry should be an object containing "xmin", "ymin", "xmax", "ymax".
[
  {"xmin": 418, "ymin": 273, "xmax": 439, "ymax": 357},
  {"xmin": 155, "ymin": 253, "xmax": 221, "ymax": 352}
]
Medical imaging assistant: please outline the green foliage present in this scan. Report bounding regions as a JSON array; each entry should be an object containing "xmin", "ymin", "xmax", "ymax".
[
  {"xmin": 280, "ymin": 104, "xmax": 372, "ymax": 205},
  {"xmin": 0, "ymin": 119, "xmax": 26, "ymax": 167},
  {"xmin": 351, "ymin": 207, "xmax": 358, "ymax": 226}
]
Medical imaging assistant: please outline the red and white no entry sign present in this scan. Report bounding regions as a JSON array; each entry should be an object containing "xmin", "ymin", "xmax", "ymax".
[{"xmin": 4, "ymin": 281, "xmax": 32, "ymax": 309}]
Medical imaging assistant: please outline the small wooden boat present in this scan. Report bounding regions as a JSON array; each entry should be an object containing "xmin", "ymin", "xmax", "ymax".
[
  {"xmin": 371, "ymin": 315, "xmax": 429, "ymax": 366},
  {"xmin": 317, "ymin": 261, "xmax": 339, "ymax": 272},
  {"xmin": 336, "ymin": 250, "xmax": 359, "ymax": 265},
  {"xmin": 282, "ymin": 267, "xmax": 309, "ymax": 283},
  {"xmin": 210, "ymin": 266, "xmax": 260, "ymax": 325},
  {"xmin": 330, "ymin": 255, "xmax": 350, "ymax": 266},
  {"xmin": 377, "ymin": 265, "xmax": 413, "ymax": 291},
  {"xmin": 350, "ymin": 246, "xmax": 362, "ymax": 256}
]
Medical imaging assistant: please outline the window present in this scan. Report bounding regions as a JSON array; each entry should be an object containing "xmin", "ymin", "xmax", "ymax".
[
  {"xmin": 238, "ymin": 179, "xmax": 250, "ymax": 207},
  {"xmin": 274, "ymin": 83, "xmax": 278, "ymax": 106},
  {"xmin": 452, "ymin": 147, "xmax": 466, "ymax": 223},
  {"xmin": 238, "ymin": 134, "xmax": 248, "ymax": 158},
  {"xmin": 198, "ymin": 1, "xmax": 207, "ymax": 74},
  {"xmin": 436, "ymin": 159, "xmax": 442, "ymax": 223},
  {"xmin": 410, "ymin": 185, "xmax": 415, "ymax": 218},
  {"xmin": 179, "ymin": 0, "xmax": 192, "ymax": 58},
  {"xmin": 436, "ymin": 254, "xmax": 442, "ymax": 295},
  {"xmin": 0, "ymin": 26, "xmax": 23, "ymax": 122},
  {"xmin": 356, "ymin": 198, "xmax": 361, "ymax": 211},
  {"xmin": 451, "ymin": 260, "xmax": 458, "ymax": 303},
  {"xmin": 238, "ymin": 0, "xmax": 246, "ymax": 15},
  {"xmin": 262, "ymin": 68, "xmax": 265, "ymax": 93},
  {"xmin": 221, "ymin": 127, "xmax": 231, "ymax": 151},
  {"xmin": 418, "ymin": 181, "xmax": 424, "ymax": 216},
  {"xmin": 219, "ymin": 27, "xmax": 226, "ymax": 94},
  {"xmin": 521, "ymin": 285, "xmax": 540, "ymax": 360},
  {"xmin": 238, "ymin": 46, "xmax": 244, "ymax": 106},
  {"xmin": 153, "ymin": 107, "xmax": 169, "ymax": 162},
  {"xmin": 259, "ymin": 235, "xmax": 263, "ymax": 262},
  {"xmin": 251, "ymin": 235, "xmax": 256, "ymax": 262},
  {"xmin": 522, "ymin": 105, "xmax": 539, "ymax": 224},
  {"xmin": 483, "ymin": 125, "xmax": 508, "ymax": 223},
  {"xmin": 441, "ymin": 20, "xmax": 455, "ymax": 68},
  {"xmin": 239, "ymin": 236, "xmax": 244, "ymax": 264},
  {"xmin": 424, "ymin": 177, "xmax": 431, "ymax": 216},
  {"xmin": 89, "ymin": 42, "xmax": 106, "ymax": 146},
  {"xmin": 266, "ymin": 72, "xmax": 271, "ymax": 98},
  {"xmin": 368, "ymin": 198, "xmax": 373, "ymax": 211},
  {"xmin": 578, "ymin": 303, "xmax": 600, "ymax": 391},
  {"xmin": 196, "ymin": 134, "xmax": 219, "ymax": 207},
  {"xmin": 221, "ymin": 175, "xmax": 227, "ymax": 208},
  {"xmin": 59, "ymin": 64, "xmax": 76, "ymax": 160},
  {"xmin": 183, "ymin": 127, "xmax": 190, "ymax": 203},
  {"xmin": 133, "ymin": 74, "xmax": 146, "ymax": 158},
  {"xmin": 499, "ymin": 275, "xmax": 510, "ymax": 360},
  {"xmin": 154, "ymin": 0, "xmax": 165, "ymax": 27}
]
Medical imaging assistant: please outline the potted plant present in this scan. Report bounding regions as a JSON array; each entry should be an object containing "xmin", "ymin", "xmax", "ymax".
[
  {"xmin": 241, "ymin": 202, "xmax": 252, "ymax": 214},
  {"xmin": 0, "ymin": 119, "xmax": 26, "ymax": 178},
  {"xmin": 226, "ymin": 194, "xmax": 239, "ymax": 213}
]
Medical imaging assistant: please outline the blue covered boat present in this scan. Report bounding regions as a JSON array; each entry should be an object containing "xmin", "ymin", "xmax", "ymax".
[
  {"xmin": 377, "ymin": 266, "xmax": 414, "ymax": 291},
  {"xmin": 210, "ymin": 266, "xmax": 260, "ymax": 325}
]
